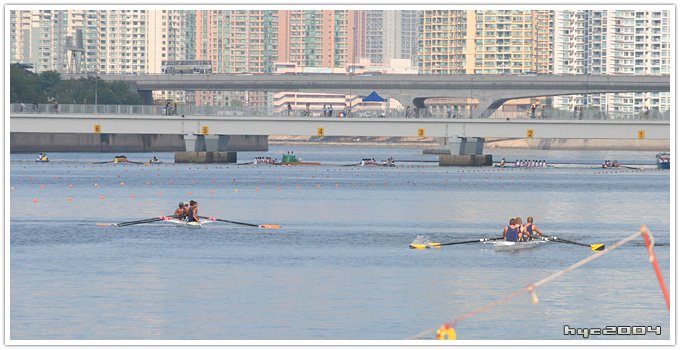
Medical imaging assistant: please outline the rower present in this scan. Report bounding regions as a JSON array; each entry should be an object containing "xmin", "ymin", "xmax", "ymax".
[
  {"xmin": 186, "ymin": 200, "xmax": 199, "ymax": 222},
  {"xmin": 515, "ymin": 217, "xmax": 525, "ymax": 241},
  {"xmin": 524, "ymin": 216, "xmax": 543, "ymax": 240},
  {"xmin": 504, "ymin": 218, "xmax": 520, "ymax": 242},
  {"xmin": 173, "ymin": 202, "xmax": 185, "ymax": 218}
]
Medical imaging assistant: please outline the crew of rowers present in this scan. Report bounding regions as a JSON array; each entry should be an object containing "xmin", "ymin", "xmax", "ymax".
[
  {"xmin": 361, "ymin": 158, "xmax": 378, "ymax": 166},
  {"xmin": 602, "ymin": 160, "xmax": 620, "ymax": 168},
  {"xmin": 498, "ymin": 158, "xmax": 546, "ymax": 167},
  {"xmin": 254, "ymin": 156, "xmax": 277, "ymax": 164},
  {"xmin": 360, "ymin": 157, "xmax": 395, "ymax": 166},
  {"xmin": 502, "ymin": 216, "xmax": 543, "ymax": 242},
  {"xmin": 173, "ymin": 200, "xmax": 199, "ymax": 222},
  {"xmin": 37, "ymin": 153, "xmax": 49, "ymax": 161},
  {"xmin": 515, "ymin": 159, "xmax": 546, "ymax": 167}
]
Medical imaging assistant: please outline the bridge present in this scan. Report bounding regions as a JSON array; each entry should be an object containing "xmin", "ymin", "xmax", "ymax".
[
  {"xmin": 11, "ymin": 110, "xmax": 670, "ymax": 165},
  {"xmin": 74, "ymin": 73, "xmax": 671, "ymax": 118}
]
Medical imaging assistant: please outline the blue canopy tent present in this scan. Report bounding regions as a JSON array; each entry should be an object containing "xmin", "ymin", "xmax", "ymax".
[{"xmin": 362, "ymin": 91, "xmax": 387, "ymax": 102}]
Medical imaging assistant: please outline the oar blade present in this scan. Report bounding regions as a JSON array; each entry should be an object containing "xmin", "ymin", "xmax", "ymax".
[
  {"xmin": 258, "ymin": 224, "xmax": 281, "ymax": 229},
  {"xmin": 409, "ymin": 244, "xmax": 429, "ymax": 249},
  {"xmin": 409, "ymin": 242, "xmax": 441, "ymax": 249},
  {"xmin": 591, "ymin": 244, "xmax": 605, "ymax": 251},
  {"xmin": 95, "ymin": 223, "xmax": 116, "ymax": 227}
]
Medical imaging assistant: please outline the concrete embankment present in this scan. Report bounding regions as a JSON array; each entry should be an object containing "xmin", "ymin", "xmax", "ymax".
[
  {"xmin": 10, "ymin": 133, "xmax": 268, "ymax": 153},
  {"xmin": 485, "ymin": 138, "xmax": 670, "ymax": 151},
  {"xmin": 270, "ymin": 136, "xmax": 669, "ymax": 151}
]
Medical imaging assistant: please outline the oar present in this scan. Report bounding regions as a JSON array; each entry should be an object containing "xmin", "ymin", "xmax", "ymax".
[
  {"xmin": 201, "ymin": 216, "xmax": 281, "ymax": 229},
  {"xmin": 410, "ymin": 237, "xmax": 503, "ymax": 249},
  {"xmin": 96, "ymin": 216, "xmax": 166, "ymax": 227},
  {"xmin": 546, "ymin": 236, "xmax": 605, "ymax": 251}
]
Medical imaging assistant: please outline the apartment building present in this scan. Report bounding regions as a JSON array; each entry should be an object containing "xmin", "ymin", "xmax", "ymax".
[
  {"xmin": 365, "ymin": 10, "xmax": 419, "ymax": 65},
  {"xmin": 553, "ymin": 10, "xmax": 670, "ymax": 116},
  {"xmin": 278, "ymin": 10, "xmax": 364, "ymax": 70},
  {"xmin": 419, "ymin": 10, "xmax": 553, "ymax": 74}
]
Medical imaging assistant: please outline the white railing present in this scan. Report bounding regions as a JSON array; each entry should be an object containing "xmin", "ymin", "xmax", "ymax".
[{"xmin": 9, "ymin": 103, "xmax": 670, "ymax": 121}]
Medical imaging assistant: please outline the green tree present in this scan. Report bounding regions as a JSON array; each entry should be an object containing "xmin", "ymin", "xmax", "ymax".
[
  {"xmin": 10, "ymin": 65, "xmax": 143, "ymax": 105},
  {"xmin": 10, "ymin": 64, "xmax": 44, "ymax": 103}
]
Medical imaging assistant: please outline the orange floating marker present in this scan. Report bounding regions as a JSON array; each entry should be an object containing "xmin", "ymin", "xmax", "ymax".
[
  {"xmin": 67, "ymin": 197, "xmax": 73, "ymax": 202},
  {"xmin": 32, "ymin": 198, "xmax": 38, "ymax": 203},
  {"xmin": 100, "ymin": 195, "xmax": 105, "ymax": 200},
  {"xmin": 129, "ymin": 194, "xmax": 135, "ymax": 198},
  {"xmin": 255, "ymin": 188, "xmax": 260, "ymax": 192},
  {"xmin": 187, "ymin": 191, "xmax": 192, "ymax": 196}
]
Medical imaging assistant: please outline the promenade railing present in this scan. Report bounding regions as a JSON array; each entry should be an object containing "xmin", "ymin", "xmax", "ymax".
[{"xmin": 9, "ymin": 103, "xmax": 670, "ymax": 121}]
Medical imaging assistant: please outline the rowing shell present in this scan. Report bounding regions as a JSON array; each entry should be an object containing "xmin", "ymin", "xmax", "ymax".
[
  {"xmin": 494, "ymin": 239, "xmax": 547, "ymax": 252},
  {"xmin": 163, "ymin": 217, "xmax": 210, "ymax": 229}
]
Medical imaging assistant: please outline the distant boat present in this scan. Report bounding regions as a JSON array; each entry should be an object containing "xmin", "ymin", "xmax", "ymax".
[
  {"xmin": 280, "ymin": 154, "xmax": 320, "ymax": 166},
  {"xmin": 656, "ymin": 153, "xmax": 670, "ymax": 169}
]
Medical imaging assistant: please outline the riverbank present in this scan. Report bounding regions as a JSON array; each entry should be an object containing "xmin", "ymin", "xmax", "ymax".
[{"xmin": 269, "ymin": 136, "xmax": 670, "ymax": 151}]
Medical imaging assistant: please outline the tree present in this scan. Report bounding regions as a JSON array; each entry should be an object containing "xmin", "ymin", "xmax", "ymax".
[
  {"xmin": 10, "ymin": 65, "xmax": 142, "ymax": 105},
  {"xmin": 10, "ymin": 64, "xmax": 45, "ymax": 103}
]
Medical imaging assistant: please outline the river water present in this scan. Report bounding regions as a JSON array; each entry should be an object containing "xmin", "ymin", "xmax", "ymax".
[{"xmin": 9, "ymin": 146, "xmax": 671, "ymax": 341}]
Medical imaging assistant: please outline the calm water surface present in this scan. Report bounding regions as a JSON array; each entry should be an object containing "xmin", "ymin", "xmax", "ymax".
[{"xmin": 10, "ymin": 146, "xmax": 670, "ymax": 340}]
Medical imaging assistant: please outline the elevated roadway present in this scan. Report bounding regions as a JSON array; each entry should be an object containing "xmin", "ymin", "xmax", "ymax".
[{"xmin": 77, "ymin": 73, "xmax": 671, "ymax": 117}]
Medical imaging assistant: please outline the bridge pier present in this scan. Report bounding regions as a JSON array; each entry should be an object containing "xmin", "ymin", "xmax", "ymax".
[
  {"xmin": 176, "ymin": 134, "xmax": 239, "ymax": 163},
  {"xmin": 439, "ymin": 137, "xmax": 492, "ymax": 166}
]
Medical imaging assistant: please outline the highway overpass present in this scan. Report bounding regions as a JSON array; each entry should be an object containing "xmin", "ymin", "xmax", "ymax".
[{"xmin": 74, "ymin": 73, "xmax": 671, "ymax": 117}]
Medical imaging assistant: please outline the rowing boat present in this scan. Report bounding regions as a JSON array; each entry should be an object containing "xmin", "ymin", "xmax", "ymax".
[
  {"xmin": 163, "ymin": 217, "xmax": 210, "ymax": 229},
  {"xmin": 494, "ymin": 239, "xmax": 547, "ymax": 252}
]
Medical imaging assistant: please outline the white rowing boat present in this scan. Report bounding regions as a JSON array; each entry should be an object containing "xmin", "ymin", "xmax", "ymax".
[
  {"xmin": 163, "ymin": 217, "xmax": 210, "ymax": 229},
  {"xmin": 494, "ymin": 239, "xmax": 547, "ymax": 252}
]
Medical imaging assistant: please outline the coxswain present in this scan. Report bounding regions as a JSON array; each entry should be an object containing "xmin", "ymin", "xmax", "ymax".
[
  {"xmin": 186, "ymin": 200, "xmax": 199, "ymax": 222},
  {"xmin": 504, "ymin": 218, "xmax": 520, "ymax": 242},
  {"xmin": 500, "ymin": 158, "xmax": 506, "ymax": 167},
  {"xmin": 524, "ymin": 217, "xmax": 543, "ymax": 240}
]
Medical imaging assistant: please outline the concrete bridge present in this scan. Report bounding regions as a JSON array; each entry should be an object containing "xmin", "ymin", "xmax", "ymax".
[
  {"xmin": 11, "ymin": 111, "xmax": 670, "ymax": 165},
  {"xmin": 74, "ymin": 73, "xmax": 671, "ymax": 118}
]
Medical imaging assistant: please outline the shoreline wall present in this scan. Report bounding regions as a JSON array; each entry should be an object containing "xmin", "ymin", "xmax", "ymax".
[{"xmin": 270, "ymin": 136, "xmax": 669, "ymax": 151}]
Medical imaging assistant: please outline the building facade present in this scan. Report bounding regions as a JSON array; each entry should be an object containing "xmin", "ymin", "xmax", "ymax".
[
  {"xmin": 365, "ymin": 10, "xmax": 419, "ymax": 66},
  {"xmin": 418, "ymin": 10, "xmax": 554, "ymax": 74},
  {"xmin": 553, "ymin": 10, "xmax": 670, "ymax": 117}
]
